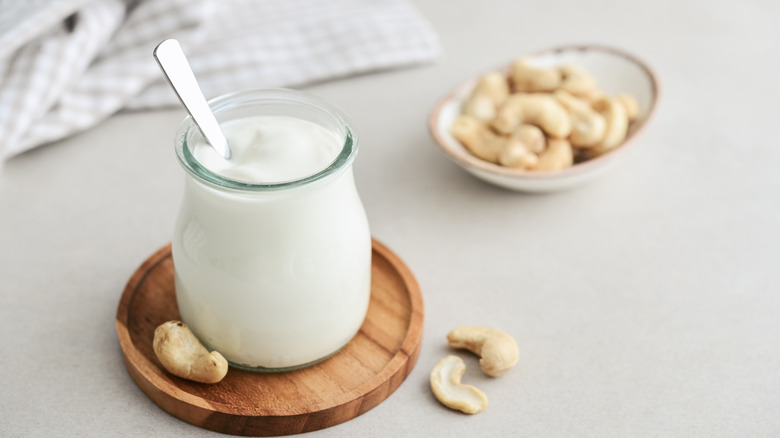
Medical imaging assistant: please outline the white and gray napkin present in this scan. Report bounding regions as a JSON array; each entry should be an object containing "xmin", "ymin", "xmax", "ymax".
[{"xmin": 0, "ymin": 0, "xmax": 440, "ymax": 161}]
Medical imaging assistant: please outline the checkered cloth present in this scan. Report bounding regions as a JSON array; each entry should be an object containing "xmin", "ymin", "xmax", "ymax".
[{"xmin": 0, "ymin": 0, "xmax": 440, "ymax": 161}]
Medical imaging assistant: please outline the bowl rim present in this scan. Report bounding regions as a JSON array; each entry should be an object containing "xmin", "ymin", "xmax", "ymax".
[{"xmin": 428, "ymin": 44, "xmax": 661, "ymax": 181}]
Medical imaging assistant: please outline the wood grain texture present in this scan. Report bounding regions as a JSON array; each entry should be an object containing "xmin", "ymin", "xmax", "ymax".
[{"xmin": 116, "ymin": 239, "xmax": 423, "ymax": 436}]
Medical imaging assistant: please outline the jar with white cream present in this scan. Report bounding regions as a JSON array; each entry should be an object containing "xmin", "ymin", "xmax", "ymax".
[{"xmin": 172, "ymin": 88, "xmax": 371, "ymax": 371}]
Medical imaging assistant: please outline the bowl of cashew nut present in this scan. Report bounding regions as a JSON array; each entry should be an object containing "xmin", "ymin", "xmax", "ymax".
[{"xmin": 429, "ymin": 45, "xmax": 659, "ymax": 192}]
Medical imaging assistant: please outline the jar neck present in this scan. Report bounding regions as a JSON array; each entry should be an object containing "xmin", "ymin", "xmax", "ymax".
[{"xmin": 174, "ymin": 88, "xmax": 358, "ymax": 193}]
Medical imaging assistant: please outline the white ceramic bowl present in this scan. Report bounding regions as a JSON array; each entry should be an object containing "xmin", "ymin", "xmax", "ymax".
[{"xmin": 429, "ymin": 45, "xmax": 660, "ymax": 192}]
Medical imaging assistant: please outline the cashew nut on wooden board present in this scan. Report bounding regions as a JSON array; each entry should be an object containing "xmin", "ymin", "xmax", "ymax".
[
  {"xmin": 430, "ymin": 326, "xmax": 520, "ymax": 414},
  {"xmin": 454, "ymin": 58, "xmax": 640, "ymax": 170},
  {"xmin": 153, "ymin": 321, "xmax": 229, "ymax": 384}
]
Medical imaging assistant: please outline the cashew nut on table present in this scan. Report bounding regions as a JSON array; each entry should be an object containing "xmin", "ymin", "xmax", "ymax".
[
  {"xmin": 453, "ymin": 58, "xmax": 640, "ymax": 170},
  {"xmin": 153, "ymin": 321, "xmax": 229, "ymax": 384},
  {"xmin": 430, "ymin": 355, "xmax": 489, "ymax": 415},
  {"xmin": 447, "ymin": 326, "xmax": 519, "ymax": 377}
]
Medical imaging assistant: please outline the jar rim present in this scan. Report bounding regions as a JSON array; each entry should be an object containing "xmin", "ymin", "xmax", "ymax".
[{"xmin": 174, "ymin": 88, "xmax": 358, "ymax": 192}]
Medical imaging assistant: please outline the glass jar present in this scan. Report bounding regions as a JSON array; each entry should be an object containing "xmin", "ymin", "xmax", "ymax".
[{"xmin": 171, "ymin": 89, "xmax": 371, "ymax": 372}]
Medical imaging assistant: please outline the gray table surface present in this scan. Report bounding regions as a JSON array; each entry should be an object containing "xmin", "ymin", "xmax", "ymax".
[{"xmin": 2, "ymin": 0, "xmax": 779, "ymax": 436}]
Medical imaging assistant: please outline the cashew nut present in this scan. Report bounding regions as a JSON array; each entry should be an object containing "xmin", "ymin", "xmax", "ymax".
[
  {"xmin": 430, "ymin": 355, "xmax": 488, "ymax": 414},
  {"xmin": 510, "ymin": 58, "xmax": 562, "ymax": 92},
  {"xmin": 499, "ymin": 140, "xmax": 537, "ymax": 169},
  {"xmin": 535, "ymin": 138, "xmax": 574, "ymax": 171},
  {"xmin": 462, "ymin": 72, "xmax": 510, "ymax": 122},
  {"xmin": 512, "ymin": 123, "xmax": 546, "ymax": 154},
  {"xmin": 559, "ymin": 65, "xmax": 597, "ymax": 97},
  {"xmin": 554, "ymin": 90, "xmax": 607, "ymax": 148},
  {"xmin": 491, "ymin": 93, "xmax": 572, "ymax": 138},
  {"xmin": 153, "ymin": 321, "xmax": 229, "ymax": 384},
  {"xmin": 591, "ymin": 97, "xmax": 629, "ymax": 155},
  {"xmin": 451, "ymin": 115, "xmax": 507, "ymax": 163},
  {"xmin": 447, "ymin": 326, "xmax": 519, "ymax": 377},
  {"xmin": 498, "ymin": 124, "xmax": 544, "ymax": 169},
  {"xmin": 615, "ymin": 92, "xmax": 640, "ymax": 122}
]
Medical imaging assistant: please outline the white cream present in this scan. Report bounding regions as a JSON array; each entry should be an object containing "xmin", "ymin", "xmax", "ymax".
[
  {"xmin": 194, "ymin": 116, "xmax": 341, "ymax": 183},
  {"xmin": 172, "ymin": 114, "xmax": 371, "ymax": 370}
]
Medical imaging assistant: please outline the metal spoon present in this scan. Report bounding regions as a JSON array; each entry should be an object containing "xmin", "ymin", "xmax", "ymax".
[{"xmin": 153, "ymin": 39, "xmax": 232, "ymax": 160}]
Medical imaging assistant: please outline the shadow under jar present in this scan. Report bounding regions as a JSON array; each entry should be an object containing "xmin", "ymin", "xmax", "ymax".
[{"xmin": 172, "ymin": 88, "xmax": 372, "ymax": 372}]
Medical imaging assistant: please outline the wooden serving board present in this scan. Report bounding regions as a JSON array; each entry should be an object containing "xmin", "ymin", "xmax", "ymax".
[{"xmin": 116, "ymin": 239, "xmax": 423, "ymax": 436}]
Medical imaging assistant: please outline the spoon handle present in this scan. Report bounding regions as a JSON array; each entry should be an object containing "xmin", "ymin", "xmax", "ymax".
[{"xmin": 153, "ymin": 39, "xmax": 231, "ymax": 159}]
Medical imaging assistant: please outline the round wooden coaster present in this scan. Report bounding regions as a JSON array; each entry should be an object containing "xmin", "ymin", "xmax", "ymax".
[{"xmin": 116, "ymin": 239, "xmax": 423, "ymax": 436}]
